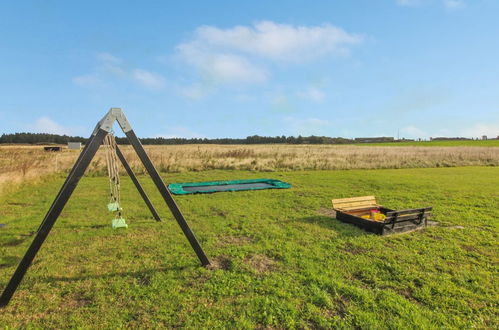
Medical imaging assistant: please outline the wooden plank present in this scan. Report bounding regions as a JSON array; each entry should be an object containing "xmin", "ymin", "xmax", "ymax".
[
  {"xmin": 334, "ymin": 201, "xmax": 379, "ymax": 209},
  {"xmin": 334, "ymin": 199, "xmax": 377, "ymax": 207},
  {"xmin": 332, "ymin": 196, "xmax": 377, "ymax": 210},
  {"xmin": 332, "ymin": 195, "xmax": 376, "ymax": 203},
  {"xmin": 337, "ymin": 206, "xmax": 379, "ymax": 212}
]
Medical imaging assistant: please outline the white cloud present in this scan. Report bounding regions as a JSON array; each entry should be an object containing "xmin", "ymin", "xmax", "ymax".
[
  {"xmin": 183, "ymin": 21, "xmax": 362, "ymax": 62},
  {"xmin": 72, "ymin": 73, "xmax": 105, "ymax": 87},
  {"xmin": 461, "ymin": 123, "xmax": 499, "ymax": 138},
  {"xmin": 396, "ymin": 0, "xmax": 421, "ymax": 6},
  {"xmin": 396, "ymin": 0, "xmax": 466, "ymax": 9},
  {"xmin": 102, "ymin": 63, "xmax": 127, "ymax": 77},
  {"xmin": 178, "ymin": 43, "xmax": 268, "ymax": 84},
  {"xmin": 297, "ymin": 87, "xmax": 325, "ymax": 102},
  {"xmin": 175, "ymin": 21, "xmax": 362, "ymax": 93},
  {"xmin": 178, "ymin": 83, "xmax": 217, "ymax": 100},
  {"xmin": 131, "ymin": 69, "xmax": 166, "ymax": 89},
  {"xmin": 26, "ymin": 117, "xmax": 72, "ymax": 135},
  {"xmin": 73, "ymin": 53, "xmax": 167, "ymax": 90},
  {"xmin": 96, "ymin": 52, "xmax": 123, "ymax": 64},
  {"xmin": 443, "ymin": 0, "xmax": 465, "ymax": 9}
]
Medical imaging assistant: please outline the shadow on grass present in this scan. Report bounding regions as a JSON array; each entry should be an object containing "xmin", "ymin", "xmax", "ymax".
[
  {"xmin": 43, "ymin": 265, "xmax": 190, "ymax": 284},
  {"xmin": 0, "ymin": 232, "xmax": 35, "ymax": 247},
  {"xmin": 0, "ymin": 255, "xmax": 19, "ymax": 269},
  {"xmin": 58, "ymin": 219, "xmax": 161, "ymax": 230},
  {"xmin": 296, "ymin": 215, "xmax": 371, "ymax": 238}
]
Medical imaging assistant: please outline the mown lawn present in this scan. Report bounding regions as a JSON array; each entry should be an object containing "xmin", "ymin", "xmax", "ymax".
[{"xmin": 0, "ymin": 167, "xmax": 498, "ymax": 328}]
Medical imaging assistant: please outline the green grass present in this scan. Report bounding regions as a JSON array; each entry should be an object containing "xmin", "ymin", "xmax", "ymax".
[
  {"xmin": 353, "ymin": 139, "xmax": 499, "ymax": 147},
  {"xmin": 1, "ymin": 167, "xmax": 498, "ymax": 328}
]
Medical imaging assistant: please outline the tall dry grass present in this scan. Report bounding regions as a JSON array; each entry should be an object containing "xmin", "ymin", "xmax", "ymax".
[{"xmin": 1, "ymin": 144, "xmax": 498, "ymax": 194}]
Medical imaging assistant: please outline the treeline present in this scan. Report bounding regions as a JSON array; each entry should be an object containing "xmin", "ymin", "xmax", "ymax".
[
  {"xmin": 1, "ymin": 133, "xmax": 357, "ymax": 145},
  {"xmin": 0, "ymin": 133, "xmax": 87, "ymax": 144},
  {"xmin": 130, "ymin": 135, "xmax": 355, "ymax": 145}
]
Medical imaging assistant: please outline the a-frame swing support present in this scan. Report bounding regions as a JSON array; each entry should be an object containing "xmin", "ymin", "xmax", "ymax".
[{"xmin": 0, "ymin": 108, "xmax": 210, "ymax": 307}]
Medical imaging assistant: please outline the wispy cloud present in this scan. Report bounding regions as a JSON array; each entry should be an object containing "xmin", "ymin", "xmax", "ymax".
[
  {"xmin": 297, "ymin": 86, "xmax": 325, "ymax": 102},
  {"xmin": 175, "ymin": 21, "xmax": 362, "ymax": 96},
  {"xmin": 179, "ymin": 83, "xmax": 213, "ymax": 100},
  {"xmin": 461, "ymin": 123, "xmax": 499, "ymax": 138},
  {"xmin": 72, "ymin": 53, "xmax": 166, "ymax": 90},
  {"xmin": 96, "ymin": 52, "xmax": 123, "ymax": 64},
  {"xmin": 396, "ymin": 0, "xmax": 421, "ymax": 6},
  {"xmin": 178, "ymin": 47, "xmax": 268, "ymax": 84},
  {"xmin": 131, "ymin": 69, "xmax": 166, "ymax": 89},
  {"xmin": 26, "ymin": 117, "xmax": 73, "ymax": 135},
  {"xmin": 443, "ymin": 0, "xmax": 465, "ymax": 9},
  {"xmin": 72, "ymin": 73, "xmax": 106, "ymax": 88},
  {"xmin": 396, "ymin": 0, "xmax": 466, "ymax": 9},
  {"xmin": 180, "ymin": 21, "xmax": 363, "ymax": 62}
]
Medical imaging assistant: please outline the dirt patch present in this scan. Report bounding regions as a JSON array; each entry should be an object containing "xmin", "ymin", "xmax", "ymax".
[
  {"xmin": 396, "ymin": 287, "xmax": 423, "ymax": 305},
  {"xmin": 207, "ymin": 255, "xmax": 232, "ymax": 271},
  {"xmin": 211, "ymin": 207, "xmax": 228, "ymax": 217},
  {"xmin": 334, "ymin": 295, "xmax": 348, "ymax": 318},
  {"xmin": 245, "ymin": 254, "xmax": 276, "ymax": 273},
  {"xmin": 63, "ymin": 293, "xmax": 92, "ymax": 308},
  {"xmin": 461, "ymin": 245, "xmax": 477, "ymax": 252},
  {"xmin": 136, "ymin": 273, "xmax": 152, "ymax": 286},
  {"xmin": 317, "ymin": 208, "xmax": 336, "ymax": 218},
  {"xmin": 215, "ymin": 235, "xmax": 253, "ymax": 247}
]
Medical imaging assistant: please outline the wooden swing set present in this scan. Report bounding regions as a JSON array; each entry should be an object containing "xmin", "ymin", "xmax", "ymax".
[{"xmin": 0, "ymin": 108, "xmax": 210, "ymax": 307}]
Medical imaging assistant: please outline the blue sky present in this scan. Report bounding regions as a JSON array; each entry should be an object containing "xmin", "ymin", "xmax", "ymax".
[{"xmin": 0, "ymin": 0, "xmax": 498, "ymax": 139}]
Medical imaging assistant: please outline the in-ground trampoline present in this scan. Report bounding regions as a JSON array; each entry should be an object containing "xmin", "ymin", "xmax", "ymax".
[{"xmin": 168, "ymin": 178, "xmax": 292, "ymax": 195}]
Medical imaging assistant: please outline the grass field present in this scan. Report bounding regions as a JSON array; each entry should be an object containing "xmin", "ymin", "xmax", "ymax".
[
  {"xmin": 1, "ymin": 166, "xmax": 498, "ymax": 328},
  {"xmin": 1, "ymin": 143, "xmax": 498, "ymax": 196},
  {"xmin": 355, "ymin": 139, "xmax": 499, "ymax": 147}
]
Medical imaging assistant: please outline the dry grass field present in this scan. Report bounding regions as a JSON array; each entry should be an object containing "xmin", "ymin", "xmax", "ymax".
[{"xmin": 1, "ymin": 144, "xmax": 498, "ymax": 195}]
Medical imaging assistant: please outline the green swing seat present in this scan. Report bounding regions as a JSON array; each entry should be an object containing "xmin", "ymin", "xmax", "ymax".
[
  {"xmin": 107, "ymin": 203, "xmax": 127, "ymax": 229},
  {"xmin": 112, "ymin": 217, "xmax": 128, "ymax": 229},
  {"xmin": 107, "ymin": 202, "xmax": 121, "ymax": 212}
]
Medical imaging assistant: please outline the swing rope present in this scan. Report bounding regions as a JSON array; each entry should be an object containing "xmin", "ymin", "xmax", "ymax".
[{"xmin": 104, "ymin": 132, "xmax": 127, "ymax": 229}]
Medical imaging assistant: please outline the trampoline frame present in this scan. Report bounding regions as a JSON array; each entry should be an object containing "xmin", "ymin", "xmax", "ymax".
[{"xmin": 168, "ymin": 178, "xmax": 292, "ymax": 195}]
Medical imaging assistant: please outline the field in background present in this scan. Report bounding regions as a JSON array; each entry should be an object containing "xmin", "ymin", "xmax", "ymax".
[
  {"xmin": 1, "ymin": 143, "xmax": 498, "ymax": 195},
  {"xmin": 356, "ymin": 139, "xmax": 499, "ymax": 147},
  {"xmin": 0, "ymin": 167, "xmax": 497, "ymax": 328}
]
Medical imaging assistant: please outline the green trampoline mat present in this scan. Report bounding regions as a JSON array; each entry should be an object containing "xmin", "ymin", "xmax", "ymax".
[{"xmin": 168, "ymin": 178, "xmax": 291, "ymax": 195}]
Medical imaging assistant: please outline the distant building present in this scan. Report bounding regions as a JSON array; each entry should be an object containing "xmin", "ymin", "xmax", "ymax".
[
  {"xmin": 482, "ymin": 135, "xmax": 488, "ymax": 140},
  {"xmin": 68, "ymin": 142, "xmax": 82, "ymax": 150}
]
